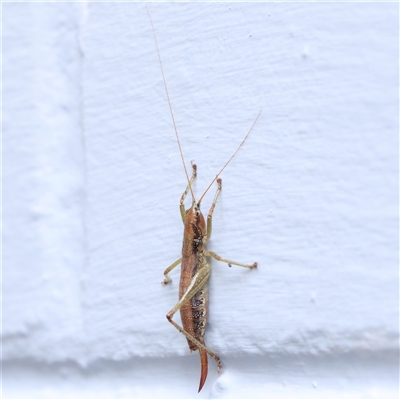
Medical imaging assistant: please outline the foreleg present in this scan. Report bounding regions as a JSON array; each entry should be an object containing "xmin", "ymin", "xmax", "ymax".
[{"xmin": 180, "ymin": 162, "xmax": 197, "ymax": 223}]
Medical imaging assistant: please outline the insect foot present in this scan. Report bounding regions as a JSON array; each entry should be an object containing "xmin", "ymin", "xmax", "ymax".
[
  {"xmin": 191, "ymin": 161, "xmax": 197, "ymax": 177},
  {"xmin": 217, "ymin": 359, "xmax": 223, "ymax": 374}
]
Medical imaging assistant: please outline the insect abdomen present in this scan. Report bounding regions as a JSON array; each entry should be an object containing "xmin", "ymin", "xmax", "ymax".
[{"xmin": 191, "ymin": 284, "xmax": 208, "ymax": 343}]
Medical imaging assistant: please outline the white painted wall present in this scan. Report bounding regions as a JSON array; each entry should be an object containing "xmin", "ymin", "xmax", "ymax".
[{"xmin": 3, "ymin": 2, "xmax": 398, "ymax": 398}]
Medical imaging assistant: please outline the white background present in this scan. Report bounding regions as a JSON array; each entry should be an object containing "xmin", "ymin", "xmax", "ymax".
[{"xmin": 3, "ymin": 2, "xmax": 398, "ymax": 398}]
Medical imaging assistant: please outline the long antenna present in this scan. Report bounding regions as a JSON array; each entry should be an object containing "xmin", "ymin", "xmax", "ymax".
[
  {"xmin": 146, "ymin": 5, "xmax": 195, "ymax": 203},
  {"xmin": 198, "ymin": 109, "xmax": 262, "ymax": 205}
]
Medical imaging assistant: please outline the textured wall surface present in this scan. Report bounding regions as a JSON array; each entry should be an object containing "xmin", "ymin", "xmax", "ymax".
[{"xmin": 3, "ymin": 2, "xmax": 398, "ymax": 398}]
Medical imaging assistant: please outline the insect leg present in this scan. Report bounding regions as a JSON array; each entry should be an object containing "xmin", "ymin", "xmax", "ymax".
[
  {"xmin": 206, "ymin": 178, "xmax": 222, "ymax": 239},
  {"xmin": 206, "ymin": 250, "xmax": 258, "ymax": 269},
  {"xmin": 180, "ymin": 162, "xmax": 197, "ymax": 223},
  {"xmin": 166, "ymin": 264, "xmax": 222, "ymax": 371},
  {"xmin": 162, "ymin": 257, "xmax": 182, "ymax": 285}
]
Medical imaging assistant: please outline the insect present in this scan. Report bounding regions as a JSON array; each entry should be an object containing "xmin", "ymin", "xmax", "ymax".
[{"xmin": 147, "ymin": 6, "xmax": 261, "ymax": 393}]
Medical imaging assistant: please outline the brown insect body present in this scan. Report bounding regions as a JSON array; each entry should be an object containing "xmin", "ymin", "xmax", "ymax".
[
  {"xmin": 180, "ymin": 205, "xmax": 209, "ymax": 388},
  {"xmin": 164, "ymin": 168, "xmax": 258, "ymax": 392},
  {"xmin": 180, "ymin": 206, "xmax": 208, "ymax": 352}
]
